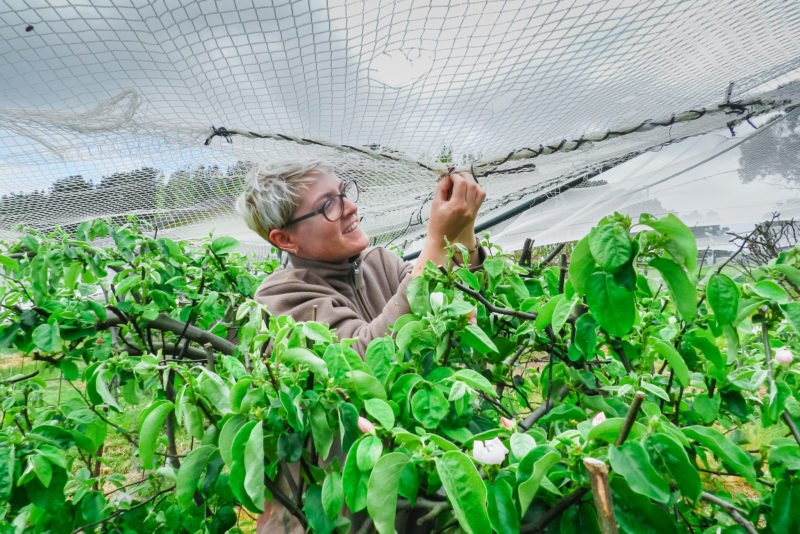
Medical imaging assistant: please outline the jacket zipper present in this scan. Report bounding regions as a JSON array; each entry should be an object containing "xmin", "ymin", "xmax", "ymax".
[{"xmin": 351, "ymin": 258, "xmax": 374, "ymax": 320}]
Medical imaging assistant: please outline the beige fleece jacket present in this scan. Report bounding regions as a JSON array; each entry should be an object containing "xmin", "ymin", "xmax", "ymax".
[{"xmin": 254, "ymin": 246, "xmax": 413, "ymax": 355}]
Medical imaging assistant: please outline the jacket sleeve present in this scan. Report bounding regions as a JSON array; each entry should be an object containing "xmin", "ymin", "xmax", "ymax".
[{"xmin": 255, "ymin": 250, "xmax": 413, "ymax": 356}]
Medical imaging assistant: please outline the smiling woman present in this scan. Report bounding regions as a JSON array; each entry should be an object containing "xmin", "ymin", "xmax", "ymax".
[{"xmin": 237, "ymin": 158, "xmax": 486, "ymax": 356}]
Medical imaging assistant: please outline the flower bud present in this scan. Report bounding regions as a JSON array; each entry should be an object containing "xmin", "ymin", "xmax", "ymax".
[
  {"xmin": 429, "ymin": 291, "xmax": 445, "ymax": 310},
  {"xmin": 472, "ymin": 437, "xmax": 509, "ymax": 465},
  {"xmin": 500, "ymin": 417, "xmax": 515, "ymax": 430},
  {"xmin": 357, "ymin": 416, "xmax": 375, "ymax": 434},
  {"xmin": 775, "ymin": 348, "xmax": 793, "ymax": 366},
  {"xmin": 467, "ymin": 308, "xmax": 477, "ymax": 325},
  {"xmin": 591, "ymin": 412, "xmax": 607, "ymax": 426}
]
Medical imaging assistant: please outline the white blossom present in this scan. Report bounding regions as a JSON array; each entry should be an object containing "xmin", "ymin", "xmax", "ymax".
[
  {"xmin": 473, "ymin": 437, "xmax": 509, "ymax": 465},
  {"xmin": 591, "ymin": 412, "xmax": 607, "ymax": 426},
  {"xmin": 775, "ymin": 348, "xmax": 794, "ymax": 366},
  {"xmin": 429, "ymin": 291, "xmax": 445, "ymax": 310},
  {"xmin": 358, "ymin": 416, "xmax": 375, "ymax": 434}
]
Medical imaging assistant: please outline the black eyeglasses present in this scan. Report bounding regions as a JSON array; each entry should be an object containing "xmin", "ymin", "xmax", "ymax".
[{"xmin": 282, "ymin": 180, "xmax": 360, "ymax": 228}]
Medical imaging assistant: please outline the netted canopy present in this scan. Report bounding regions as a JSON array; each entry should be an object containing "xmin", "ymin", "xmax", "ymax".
[{"xmin": 1, "ymin": 0, "xmax": 799, "ymax": 253}]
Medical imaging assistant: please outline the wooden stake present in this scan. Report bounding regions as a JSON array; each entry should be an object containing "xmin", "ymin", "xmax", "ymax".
[{"xmin": 584, "ymin": 458, "xmax": 619, "ymax": 534}]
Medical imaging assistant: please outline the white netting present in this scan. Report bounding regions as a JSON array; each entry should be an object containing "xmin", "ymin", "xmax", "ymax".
[{"xmin": 1, "ymin": 0, "xmax": 800, "ymax": 252}]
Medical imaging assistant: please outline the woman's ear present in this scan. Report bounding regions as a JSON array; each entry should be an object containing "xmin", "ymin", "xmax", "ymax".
[{"xmin": 269, "ymin": 228, "xmax": 298, "ymax": 254}]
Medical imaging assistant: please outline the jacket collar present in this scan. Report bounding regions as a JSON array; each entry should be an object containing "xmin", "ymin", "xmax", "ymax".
[{"xmin": 286, "ymin": 251, "xmax": 362, "ymax": 278}]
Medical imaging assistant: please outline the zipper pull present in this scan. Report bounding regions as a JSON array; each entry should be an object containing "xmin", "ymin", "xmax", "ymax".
[{"xmin": 352, "ymin": 263, "xmax": 364, "ymax": 290}]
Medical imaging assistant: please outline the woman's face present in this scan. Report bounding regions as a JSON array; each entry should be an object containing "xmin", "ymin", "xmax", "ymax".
[{"xmin": 282, "ymin": 170, "xmax": 369, "ymax": 262}]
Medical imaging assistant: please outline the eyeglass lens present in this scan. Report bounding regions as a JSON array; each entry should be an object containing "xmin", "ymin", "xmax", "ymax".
[{"xmin": 322, "ymin": 181, "xmax": 358, "ymax": 221}]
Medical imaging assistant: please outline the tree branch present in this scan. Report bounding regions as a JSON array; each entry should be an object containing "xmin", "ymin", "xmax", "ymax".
[{"xmin": 699, "ymin": 492, "xmax": 758, "ymax": 534}]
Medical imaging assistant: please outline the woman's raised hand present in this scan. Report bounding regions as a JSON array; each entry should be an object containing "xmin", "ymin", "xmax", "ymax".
[{"xmin": 428, "ymin": 169, "xmax": 486, "ymax": 247}]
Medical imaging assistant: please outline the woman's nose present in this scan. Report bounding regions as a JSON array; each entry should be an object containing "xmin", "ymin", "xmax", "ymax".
[{"xmin": 342, "ymin": 196, "xmax": 358, "ymax": 216}]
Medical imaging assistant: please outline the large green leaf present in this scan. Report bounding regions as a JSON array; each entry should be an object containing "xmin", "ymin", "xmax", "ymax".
[
  {"xmin": 365, "ymin": 398, "xmax": 395, "ymax": 430},
  {"xmin": 138, "ymin": 400, "xmax": 174, "ymax": 470},
  {"xmin": 649, "ymin": 339, "xmax": 690, "ymax": 388},
  {"xmin": 645, "ymin": 433, "xmax": 701, "ymax": 501},
  {"xmin": 585, "ymin": 273, "xmax": 636, "ymax": 337},
  {"xmin": 345, "ymin": 370, "xmax": 387, "ymax": 401},
  {"xmin": 452, "ymin": 369, "xmax": 495, "ymax": 397},
  {"xmin": 0, "ymin": 445, "xmax": 13, "ymax": 500},
  {"xmin": 574, "ymin": 313, "xmax": 597, "ymax": 357},
  {"xmin": 569, "ymin": 235, "xmax": 596, "ymax": 297},
  {"xmin": 411, "ymin": 389, "xmax": 449, "ymax": 428},
  {"xmin": 640, "ymin": 213, "xmax": 697, "ymax": 272},
  {"xmin": 682, "ymin": 426, "xmax": 756, "ymax": 485},
  {"xmin": 32, "ymin": 322, "xmax": 60, "ymax": 353},
  {"xmin": 706, "ymin": 274, "xmax": 739, "ymax": 326},
  {"xmin": 781, "ymin": 301, "xmax": 800, "ymax": 336},
  {"xmin": 436, "ymin": 451, "xmax": 491, "ymax": 534},
  {"xmin": 487, "ymin": 478, "xmax": 520, "ymax": 534},
  {"xmin": 649, "ymin": 257, "xmax": 696, "ymax": 321},
  {"xmin": 343, "ymin": 437, "xmax": 369, "ymax": 512},
  {"xmin": 610, "ymin": 478, "xmax": 678, "ymax": 534},
  {"xmin": 322, "ymin": 472, "xmax": 344, "ymax": 519},
  {"xmin": 304, "ymin": 484, "xmax": 335, "ymax": 534},
  {"xmin": 461, "ymin": 324, "xmax": 499, "ymax": 354},
  {"xmin": 753, "ymin": 280, "xmax": 789, "ymax": 304},
  {"xmin": 219, "ymin": 414, "xmax": 248, "ymax": 467},
  {"xmin": 587, "ymin": 417, "xmax": 647, "ymax": 444},
  {"xmin": 365, "ymin": 337, "xmax": 394, "ymax": 384},
  {"xmin": 177, "ymin": 445, "xmax": 219, "ymax": 509},
  {"xmin": 366, "ymin": 452, "xmax": 410, "ymax": 534},
  {"xmin": 280, "ymin": 347, "xmax": 328, "ymax": 380},
  {"xmin": 86, "ymin": 364, "xmax": 121, "ymax": 412},
  {"xmin": 608, "ymin": 441, "xmax": 671, "ymax": 504},
  {"xmin": 210, "ymin": 236, "xmax": 239, "ymax": 255},
  {"xmin": 588, "ymin": 224, "xmax": 632, "ymax": 271},
  {"xmin": 310, "ymin": 403, "xmax": 334, "ymax": 461},
  {"xmin": 244, "ymin": 421, "xmax": 265, "ymax": 512},
  {"xmin": 518, "ymin": 450, "xmax": 560, "ymax": 515},
  {"xmin": 769, "ymin": 479, "xmax": 800, "ymax": 533},
  {"xmin": 357, "ymin": 436, "xmax": 383, "ymax": 472}
]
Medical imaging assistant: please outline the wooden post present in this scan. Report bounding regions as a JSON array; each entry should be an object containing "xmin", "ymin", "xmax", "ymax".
[{"xmin": 584, "ymin": 458, "xmax": 619, "ymax": 534}]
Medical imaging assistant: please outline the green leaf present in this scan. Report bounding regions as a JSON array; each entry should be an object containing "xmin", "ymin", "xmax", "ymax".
[
  {"xmin": 609, "ymin": 441, "xmax": 671, "ymax": 503},
  {"xmin": 0, "ymin": 254, "xmax": 20, "ymax": 272},
  {"xmin": 345, "ymin": 370, "xmax": 387, "ymax": 401},
  {"xmin": 395, "ymin": 320, "xmax": 424, "ymax": 353},
  {"xmin": 0, "ymin": 445, "xmax": 13, "ymax": 500},
  {"xmin": 649, "ymin": 257, "xmax": 696, "ymax": 321},
  {"xmin": 640, "ymin": 213, "xmax": 697, "ymax": 272},
  {"xmin": 210, "ymin": 236, "xmax": 239, "ymax": 255},
  {"xmin": 367, "ymin": 453, "xmax": 410, "ymax": 534},
  {"xmin": 781, "ymin": 302, "xmax": 800, "ymax": 336},
  {"xmin": 683, "ymin": 426, "xmax": 756, "ymax": 485},
  {"xmin": 31, "ymin": 454, "xmax": 53, "ymax": 487},
  {"xmin": 302, "ymin": 321, "xmax": 333, "ymax": 344},
  {"xmin": 610, "ymin": 477, "xmax": 678, "ymax": 534},
  {"xmin": 569, "ymin": 236, "xmax": 596, "ymax": 297},
  {"xmin": 769, "ymin": 479, "xmax": 800, "ymax": 533},
  {"xmin": 32, "ymin": 322, "xmax": 61, "ymax": 353},
  {"xmin": 518, "ymin": 450, "xmax": 560, "ymax": 515},
  {"xmin": 589, "ymin": 223, "xmax": 632, "ymax": 271},
  {"xmin": 365, "ymin": 398, "xmax": 395, "ymax": 430},
  {"xmin": 753, "ymin": 280, "xmax": 789, "ymax": 304},
  {"xmin": 310, "ymin": 403, "xmax": 334, "ymax": 461},
  {"xmin": 692, "ymin": 393, "xmax": 720, "ymax": 424},
  {"xmin": 304, "ymin": 484, "xmax": 335, "ymax": 534},
  {"xmin": 574, "ymin": 313, "xmax": 597, "ymax": 357},
  {"xmin": 365, "ymin": 337, "xmax": 394, "ymax": 384},
  {"xmin": 406, "ymin": 277, "xmax": 430, "ymax": 315},
  {"xmin": 452, "ymin": 369, "xmax": 495, "ymax": 397},
  {"xmin": 552, "ymin": 295, "xmax": 578, "ymax": 333},
  {"xmin": 487, "ymin": 478, "xmax": 520, "ymax": 534},
  {"xmin": 706, "ymin": 274, "xmax": 740, "ymax": 326},
  {"xmin": 322, "ymin": 472, "xmax": 344, "ymax": 519},
  {"xmin": 219, "ymin": 414, "xmax": 248, "ymax": 467},
  {"xmin": 177, "ymin": 445, "xmax": 219, "ymax": 509},
  {"xmin": 411, "ymin": 389, "xmax": 449, "ymax": 428},
  {"xmin": 281, "ymin": 347, "xmax": 328, "ymax": 379},
  {"xmin": 343, "ymin": 438, "xmax": 369, "ymax": 512},
  {"xmin": 138, "ymin": 400, "xmax": 174, "ymax": 469},
  {"xmin": 436, "ymin": 451, "xmax": 492, "ymax": 534},
  {"xmin": 534, "ymin": 295, "xmax": 561, "ymax": 330},
  {"xmin": 460, "ymin": 324, "xmax": 498, "ymax": 354},
  {"xmin": 649, "ymin": 339, "xmax": 690, "ymax": 388},
  {"xmin": 587, "ymin": 417, "xmax": 647, "ymax": 444},
  {"xmin": 357, "ymin": 436, "xmax": 383, "ymax": 472},
  {"xmin": 645, "ymin": 433, "xmax": 701, "ymax": 501},
  {"xmin": 244, "ymin": 421, "xmax": 265, "ymax": 512},
  {"xmin": 585, "ymin": 273, "xmax": 636, "ymax": 337},
  {"xmin": 87, "ymin": 364, "xmax": 121, "ymax": 412}
]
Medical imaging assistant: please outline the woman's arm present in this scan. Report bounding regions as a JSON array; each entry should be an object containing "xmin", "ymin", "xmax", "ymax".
[{"xmin": 412, "ymin": 170, "xmax": 485, "ymax": 276}]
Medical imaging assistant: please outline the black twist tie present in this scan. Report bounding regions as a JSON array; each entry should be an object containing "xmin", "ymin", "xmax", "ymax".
[{"xmin": 204, "ymin": 126, "xmax": 234, "ymax": 145}]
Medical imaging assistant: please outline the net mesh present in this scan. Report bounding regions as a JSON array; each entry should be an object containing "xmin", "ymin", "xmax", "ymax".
[{"xmin": 1, "ymin": 0, "xmax": 800, "ymax": 253}]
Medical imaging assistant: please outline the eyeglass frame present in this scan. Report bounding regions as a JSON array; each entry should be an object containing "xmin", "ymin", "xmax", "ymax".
[{"xmin": 281, "ymin": 180, "xmax": 360, "ymax": 228}]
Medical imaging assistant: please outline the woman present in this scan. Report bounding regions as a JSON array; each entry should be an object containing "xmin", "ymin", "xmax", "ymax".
[
  {"xmin": 238, "ymin": 159, "xmax": 485, "ymax": 355},
  {"xmin": 238, "ymin": 159, "xmax": 484, "ymax": 532}
]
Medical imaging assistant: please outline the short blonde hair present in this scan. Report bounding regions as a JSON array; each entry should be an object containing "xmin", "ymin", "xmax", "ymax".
[{"xmin": 236, "ymin": 159, "xmax": 331, "ymax": 241}]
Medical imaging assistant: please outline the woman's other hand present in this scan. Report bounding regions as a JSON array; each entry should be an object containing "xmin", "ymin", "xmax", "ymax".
[{"xmin": 428, "ymin": 169, "xmax": 485, "ymax": 248}]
